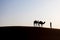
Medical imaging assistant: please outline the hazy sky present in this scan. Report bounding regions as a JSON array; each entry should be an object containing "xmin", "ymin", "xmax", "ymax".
[{"xmin": 0, "ymin": 0, "xmax": 60, "ymax": 28}]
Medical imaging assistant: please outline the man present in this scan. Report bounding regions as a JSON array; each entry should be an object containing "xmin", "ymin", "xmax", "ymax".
[{"xmin": 50, "ymin": 22, "xmax": 52, "ymax": 28}]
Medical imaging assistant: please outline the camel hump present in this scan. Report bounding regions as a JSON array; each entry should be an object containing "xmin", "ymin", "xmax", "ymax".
[
  {"xmin": 34, "ymin": 20, "xmax": 37, "ymax": 22},
  {"xmin": 40, "ymin": 21, "xmax": 43, "ymax": 23}
]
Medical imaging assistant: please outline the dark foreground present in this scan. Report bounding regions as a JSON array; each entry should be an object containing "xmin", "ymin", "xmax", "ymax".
[{"xmin": 0, "ymin": 26, "xmax": 60, "ymax": 40}]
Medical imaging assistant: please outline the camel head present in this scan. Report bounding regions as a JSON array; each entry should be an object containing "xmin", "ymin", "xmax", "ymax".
[{"xmin": 43, "ymin": 22, "xmax": 45, "ymax": 24}]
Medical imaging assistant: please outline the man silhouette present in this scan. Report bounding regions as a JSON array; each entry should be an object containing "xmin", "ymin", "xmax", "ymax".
[{"xmin": 50, "ymin": 22, "xmax": 52, "ymax": 28}]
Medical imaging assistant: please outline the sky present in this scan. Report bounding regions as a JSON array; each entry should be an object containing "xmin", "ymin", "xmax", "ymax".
[{"xmin": 0, "ymin": 0, "xmax": 60, "ymax": 28}]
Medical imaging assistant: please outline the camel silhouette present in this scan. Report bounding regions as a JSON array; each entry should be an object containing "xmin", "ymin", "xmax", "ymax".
[
  {"xmin": 34, "ymin": 20, "xmax": 45, "ymax": 27},
  {"xmin": 38, "ymin": 21, "xmax": 45, "ymax": 27},
  {"xmin": 34, "ymin": 20, "xmax": 39, "ymax": 26}
]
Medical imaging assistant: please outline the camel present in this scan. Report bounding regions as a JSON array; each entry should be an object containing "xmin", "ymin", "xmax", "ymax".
[
  {"xmin": 34, "ymin": 20, "xmax": 45, "ymax": 27},
  {"xmin": 34, "ymin": 20, "xmax": 39, "ymax": 26},
  {"xmin": 38, "ymin": 21, "xmax": 45, "ymax": 27}
]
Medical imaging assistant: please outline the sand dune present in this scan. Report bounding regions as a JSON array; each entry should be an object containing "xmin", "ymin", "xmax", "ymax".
[{"xmin": 0, "ymin": 26, "xmax": 60, "ymax": 40}]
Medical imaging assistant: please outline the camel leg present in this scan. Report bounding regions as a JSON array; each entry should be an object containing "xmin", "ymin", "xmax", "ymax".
[
  {"xmin": 34, "ymin": 23, "xmax": 35, "ymax": 27},
  {"xmin": 41, "ymin": 24, "xmax": 43, "ymax": 27},
  {"xmin": 38, "ymin": 24, "xmax": 40, "ymax": 27},
  {"xmin": 38, "ymin": 24, "xmax": 41, "ymax": 27},
  {"xmin": 36, "ymin": 24, "xmax": 37, "ymax": 26},
  {"xmin": 34, "ymin": 23, "xmax": 37, "ymax": 27}
]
